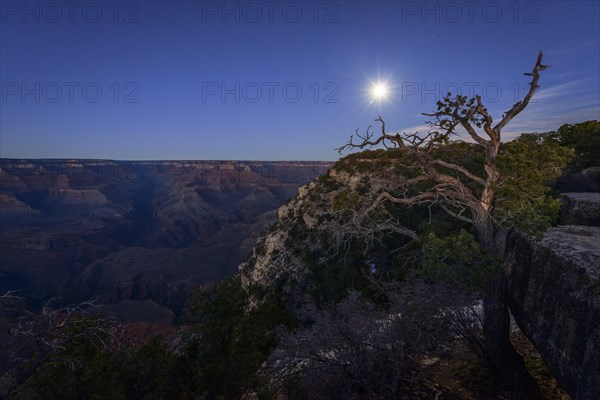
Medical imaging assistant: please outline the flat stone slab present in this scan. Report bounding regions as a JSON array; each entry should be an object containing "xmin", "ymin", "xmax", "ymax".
[{"xmin": 541, "ymin": 225, "xmax": 600, "ymax": 278}]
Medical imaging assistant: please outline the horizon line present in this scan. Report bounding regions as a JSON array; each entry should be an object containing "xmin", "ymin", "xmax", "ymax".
[{"xmin": 0, "ymin": 157, "xmax": 338, "ymax": 163}]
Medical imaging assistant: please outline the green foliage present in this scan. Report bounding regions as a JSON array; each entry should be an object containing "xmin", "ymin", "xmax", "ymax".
[
  {"xmin": 313, "ymin": 173, "xmax": 339, "ymax": 193},
  {"xmin": 419, "ymin": 230, "xmax": 498, "ymax": 291},
  {"xmin": 431, "ymin": 142, "xmax": 487, "ymax": 193},
  {"xmin": 435, "ymin": 94, "xmax": 485, "ymax": 129},
  {"xmin": 334, "ymin": 148, "xmax": 404, "ymax": 175},
  {"xmin": 185, "ymin": 275, "xmax": 295, "ymax": 399},
  {"xmin": 331, "ymin": 189, "xmax": 360, "ymax": 212},
  {"xmin": 307, "ymin": 254, "xmax": 371, "ymax": 306},
  {"xmin": 550, "ymin": 120, "xmax": 600, "ymax": 169},
  {"xmin": 10, "ymin": 317, "xmax": 191, "ymax": 400},
  {"xmin": 255, "ymin": 237, "xmax": 267, "ymax": 256},
  {"xmin": 496, "ymin": 133, "xmax": 574, "ymax": 237},
  {"xmin": 285, "ymin": 215, "xmax": 310, "ymax": 248},
  {"xmin": 8, "ymin": 276, "xmax": 293, "ymax": 400}
]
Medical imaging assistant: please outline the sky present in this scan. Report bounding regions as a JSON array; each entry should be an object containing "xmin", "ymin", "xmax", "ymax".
[{"xmin": 1, "ymin": 0, "xmax": 599, "ymax": 161}]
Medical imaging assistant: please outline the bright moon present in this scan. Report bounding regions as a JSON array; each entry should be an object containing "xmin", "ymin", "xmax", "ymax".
[{"xmin": 371, "ymin": 82, "xmax": 389, "ymax": 100}]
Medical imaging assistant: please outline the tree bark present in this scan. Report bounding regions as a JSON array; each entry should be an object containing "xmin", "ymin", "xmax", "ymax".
[
  {"xmin": 473, "ymin": 214, "xmax": 544, "ymax": 399},
  {"xmin": 472, "ymin": 210, "xmax": 496, "ymax": 252},
  {"xmin": 483, "ymin": 270, "xmax": 544, "ymax": 400}
]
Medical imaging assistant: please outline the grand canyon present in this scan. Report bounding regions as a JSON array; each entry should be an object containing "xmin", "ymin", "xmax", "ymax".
[
  {"xmin": 0, "ymin": 159, "xmax": 332, "ymax": 320},
  {"xmin": 2, "ymin": 1, "xmax": 598, "ymax": 397}
]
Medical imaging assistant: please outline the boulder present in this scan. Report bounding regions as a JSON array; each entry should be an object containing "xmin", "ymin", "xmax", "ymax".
[{"xmin": 559, "ymin": 193, "xmax": 600, "ymax": 226}]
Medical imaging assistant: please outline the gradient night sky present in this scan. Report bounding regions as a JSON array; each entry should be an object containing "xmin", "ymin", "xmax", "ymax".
[{"xmin": 1, "ymin": 0, "xmax": 599, "ymax": 161}]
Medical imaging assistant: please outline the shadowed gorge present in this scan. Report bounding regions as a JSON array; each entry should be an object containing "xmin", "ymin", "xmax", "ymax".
[{"xmin": 0, "ymin": 159, "xmax": 333, "ymax": 315}]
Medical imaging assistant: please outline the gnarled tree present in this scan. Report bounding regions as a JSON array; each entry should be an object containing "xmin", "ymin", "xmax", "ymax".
[
  {"xmin": 337, "ymin": 51, "xmax": 552, "ymax": 399},
  {"xmin": 339, "ymin": 51, "xmax": 548, "ymax": 253}
]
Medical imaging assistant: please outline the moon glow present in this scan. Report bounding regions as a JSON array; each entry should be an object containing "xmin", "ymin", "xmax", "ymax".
[{"xmin": 371, "ymin": 82, "xmax": 389, "ymax": 101}]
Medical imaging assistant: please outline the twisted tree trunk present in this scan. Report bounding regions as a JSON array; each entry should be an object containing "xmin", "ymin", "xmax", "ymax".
[
  {"xmin": 474, "ymin": 215, "xmax": 544, "ymax": 399},
  {"xmin": 483, "ymin": 270, "xmax": 544, "ymax": 400}
]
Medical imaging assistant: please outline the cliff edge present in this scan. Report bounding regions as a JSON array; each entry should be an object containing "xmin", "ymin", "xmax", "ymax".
[{"xmin": 506, "ymin": 192, "xmax": 599, "ymax": 399}]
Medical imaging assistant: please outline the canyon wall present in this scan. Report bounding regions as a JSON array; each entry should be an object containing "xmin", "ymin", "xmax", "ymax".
[{"xmin": 0, "ymin": 159, "xmax": 332, "ymax": 316}]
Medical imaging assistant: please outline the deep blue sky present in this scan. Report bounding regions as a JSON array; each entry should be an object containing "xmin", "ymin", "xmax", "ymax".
[{"xmin": 1, "ymin": 0, "xmax": 598, "ymax": 160}]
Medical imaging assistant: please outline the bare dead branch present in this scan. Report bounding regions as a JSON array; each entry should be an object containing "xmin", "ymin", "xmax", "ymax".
[
  {"xmin": 429, "ymin": 159, "xmax": 486, "ymax": 186},
  {"xmin": 494, "ymin": 51, "xmax": 546, "ymax": 132},
  {"xmin": 1, "ymin": 289, "xmax": 23, "ymax": 300}
]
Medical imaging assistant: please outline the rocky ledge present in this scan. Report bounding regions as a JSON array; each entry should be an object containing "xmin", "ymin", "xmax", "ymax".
[{"xmin": 506, "ymin": 225, "xmax": 600, "ymax": 399}]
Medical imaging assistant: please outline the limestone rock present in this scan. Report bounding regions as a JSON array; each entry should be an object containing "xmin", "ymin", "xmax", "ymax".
[{"xmin": 506, "ymin": 226, "xmax": 600, "ymax": 399}]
